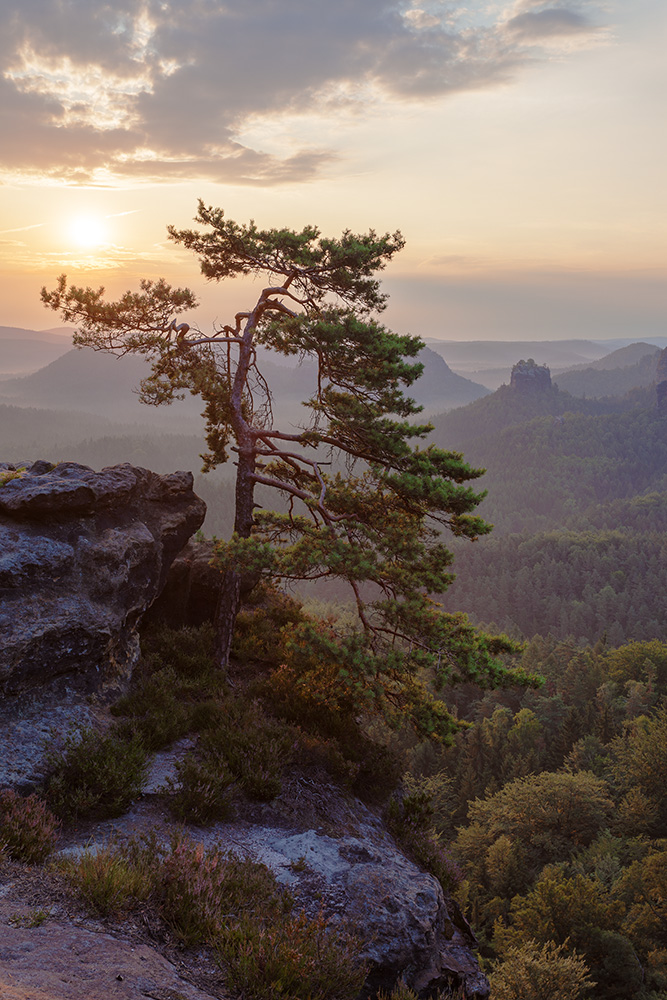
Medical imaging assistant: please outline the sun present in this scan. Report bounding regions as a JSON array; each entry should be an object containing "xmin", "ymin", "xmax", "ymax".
[{"xmin": 68, "ymin": 215, "xmax": 109, "ymax": 248}]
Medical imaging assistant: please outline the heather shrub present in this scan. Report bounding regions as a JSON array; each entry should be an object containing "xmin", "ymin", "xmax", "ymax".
[
  {"xmin": 141, "ymin": 621, "xmax": 217, "ymax": 679},
  {"xmin": 164, "ymin": 752, "xmax": 235, "ymax": 825},
  {"xmin": 111, "ymin": 667, "xmax": 200, "ymax": 750},
  {"xmin": 159, "ymin": 839, "xmax": 290, "ymax": 947},
  {"xmin": 201, "ymin": 699, "xmax": 295, "ymax": 801},
  {"xmin": 376, "ymin": 985, "xmax": 466, "ymax": 999},
  {"xmin": 61, "ymin": 833, "xmax": 368, "ymax": 1000},
  {"xmin": 387, "ymin": 789, "xmax": 462, "ymax": 893},
  {"xmin": 0, "ymin": 790, "xmax": 59, "ymax": 863},
  {"xmin": 44, "ymin": 727, "xmax": 148, "ymax": 822},
  {"xmin": 111, "ymin": 624, "xmax": 226, "ymax": 750},
  {"xmin": 218, "ymin": 908, "xmax": 368, "ymax": 1000}
]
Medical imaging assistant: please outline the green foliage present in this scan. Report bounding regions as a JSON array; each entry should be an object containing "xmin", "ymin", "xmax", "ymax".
[
  {"xmin": 198, "ymin": 699, "xmax": 295, "ymax": 802},
  {"xmin": 376, "ymin": 983, "xmax": 466, "ymax": 1000},
  {"xmin": 615, "ymin": 846, "xmax": 667, "ymax": 990},
  {"xmin": 42, "ymin": 204, "xmax": 529, "ymax": 739},
  {"xmin": 489, "ymin": 939, "xmax": 595, "ymax": 1000},
  {"xmin": 556, "ymin": 348, "xmax": 660, "ymax": 399},
  {"xmin": 444, "ymin": 527, "xmax": 667, "ymax": 645},
  {"xmin": 386, "ymin": 788, "xmax": 461, "ymax": 892},
  {"xmin": 428, "ymin": 395, "xmax": 667, "ymax": 645},
  {"xmin": 111, "ymin": 623, "xmax": 225, "ymax": 750},
  {"xmin": 8, "ymin": 908, "xmax": 51, "ymax": 928},
  {"xmin": 164, "ymin": 752, "xmax": 235, "ymax": 825},
  {"xmin": 0, "ymin": 790, "xmax": 60, "ymax": 863},
  {"xmin": 218, "ymin": 908, "xmax": 367, "ymax": 1000},
  {"xmin": 456, "ymin": 771, "xmax": 614, "ymax": 899},
  {"xmin": 434, "ymin": 636, "xmax": 667, "ymax": 999},
  {"xmin": 231, "ymin": 584, "xmax": 306, "ymax": 666},
  {"xmin": 59, "ymin": 841, "xmax": 157, "ymax": 917},
  {"xmin": 610, "ymin": 707, "xmax": 667, "ymax": 835},
  {"xmin": 215, "ymin": 475, "xmax": 532, "ymax": 742},
  {"xmin": 0, "ymin": 465, "xmax": 27, "ymax": 486},
  {"xmin": 44, "ymin": 727, "xmax": 148, "ymax": 822},
  {"xmin": 495, "ymin": 863, "xmax": 644, "ymax": 1000}
]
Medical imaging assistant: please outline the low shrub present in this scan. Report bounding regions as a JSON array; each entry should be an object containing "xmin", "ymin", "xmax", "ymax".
[
  {"xmin": 111, "ymin": 667, "xmax": 198, "ymax": 750},
  {"xmin": 62, "ymin": 833, "xmax": 367, "ymax": 1000},
  {"xmin": 141, "ymin": 621, "xmax": 217, "ymax": 679},
  {"xmin": 159, "ymin": 839, "xmax": 291, "ymax": 947},
  {"xmin": 164, "ymin": 752, "xmax": 235, "ymax": 825},
  {"xmin": 0, "ymin": 790, "xmax": 60, "ymax": 863},
  {"xmin": 218, "ymin": 908, "xmax": 368, "ymax": 1000},
  {"xmin": 200, "ymin": 699, "xmax": 296, "ymax": 801},
  {"xmin": 44, "ymin": 727, "xmax": 148, "ymax": 822},
  {"xmin": 387, "ymin": 790, "xmax": 462, "ymax": 893},
  {"xmin": 111, "ymin": 624, "xmax": 226, "ymax": 751},
  {"xmin": 376, "ymin": 981, "xmax": 466, "ymax": 999}
]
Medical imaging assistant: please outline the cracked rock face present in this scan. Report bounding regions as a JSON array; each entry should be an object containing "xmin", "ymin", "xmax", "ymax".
[{"xmin": 0, "ymin": 461, "xmax": 206, "ymax": 701}]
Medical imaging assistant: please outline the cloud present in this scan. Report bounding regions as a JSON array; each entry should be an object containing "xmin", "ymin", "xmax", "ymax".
[
  {"xmin": 506, "ymin": 7, "xmax": 593, "ymax": 39},
  {"xmin": 0, "ymin": 0, "xmax": 607, "ymax": 185},
  {"xmin": 0, "ymin": 223, "xmax": 44, "ymax": 234}
]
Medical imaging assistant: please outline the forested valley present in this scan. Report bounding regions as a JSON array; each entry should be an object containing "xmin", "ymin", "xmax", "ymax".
[
  {"xmin": 2, "ymin": 336, "xmax": 666, "ymax": 999},
  {"xmin": 432, "ymin": 378, "xmax": 667, "ymax": 646}
]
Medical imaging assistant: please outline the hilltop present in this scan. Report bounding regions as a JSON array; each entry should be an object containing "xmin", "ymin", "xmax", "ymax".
[{"xmin": 427, "ymin": 361, "xmax": 667, "ymax": 643}]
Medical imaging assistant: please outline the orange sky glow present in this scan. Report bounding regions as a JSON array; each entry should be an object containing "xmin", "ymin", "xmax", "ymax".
[{"xmin": 0, "ymin": 0, "xmax": 664, "ymax": 341}]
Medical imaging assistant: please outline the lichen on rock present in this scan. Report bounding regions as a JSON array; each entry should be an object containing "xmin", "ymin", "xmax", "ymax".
[{"xmin": 0, "ymin": 461, "xmax": 206, "ymax": 702}]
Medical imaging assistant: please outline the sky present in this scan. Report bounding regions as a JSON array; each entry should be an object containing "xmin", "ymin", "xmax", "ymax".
[{"xmin": 0, "ymin": 0, "xmax": 664, "ymax": 341}]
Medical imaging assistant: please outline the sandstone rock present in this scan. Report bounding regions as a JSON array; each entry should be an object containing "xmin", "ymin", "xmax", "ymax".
[
  {"xmin": 0, "ymin": 903, "xmax": 217, "ymax": 1000},
  {"xmin": 0, "ymin": 461, "xmax": 205, "ymax": 702},
  {"xmin": 144, "ymin": 539, "xmax": 221, "ymax": 628},
  {"xmin": 69, "ymin": 766, "xmax": 489, "ymax": 999},
  {"xmin": 510, "ymin": 358, "xmax": 551, "ymax": 392}
]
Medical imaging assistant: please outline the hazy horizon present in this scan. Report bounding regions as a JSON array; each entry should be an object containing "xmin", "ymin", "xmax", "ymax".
[{"xmin": 0, "ymin": 1, "xmax": 664, "ymax": 340}]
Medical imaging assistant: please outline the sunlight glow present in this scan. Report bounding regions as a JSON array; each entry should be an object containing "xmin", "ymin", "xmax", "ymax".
[{"xmin": 69, "ymin": 215, "xmax": 109, "ymax": 248}]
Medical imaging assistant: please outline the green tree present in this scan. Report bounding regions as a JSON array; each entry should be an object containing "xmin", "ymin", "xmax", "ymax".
[
  {"xmin": 497, "ymin": 867, "xmax": 643, "ymax": 1000},
  {"xmin": 611, "ymin": 707, "xmax": 667, "ymax": 835},
  {"xmin": 42, "ymin": 203, "xmax": 530, "ymax": 740},
  {"xmin": 489, "ymin": 939, "xmax": 595, "ymax": 1000},
  {"xmin": 456, "ymin": 770, "xmax": 614, "ymax": 897}
]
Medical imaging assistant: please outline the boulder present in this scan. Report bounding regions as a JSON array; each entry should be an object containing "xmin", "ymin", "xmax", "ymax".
[{"xmin": 0, "ymin": 461, "xmax": 206, "ymax": 702}]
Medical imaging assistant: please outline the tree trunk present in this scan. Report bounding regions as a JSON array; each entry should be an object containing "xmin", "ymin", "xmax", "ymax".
[
  {"xmin": 213, "ymin": 440, "xmax": 258, "ymax": 670},
  {"xmin": 213, "ymin": 568, "xmax": 241, "ymax": 670}
]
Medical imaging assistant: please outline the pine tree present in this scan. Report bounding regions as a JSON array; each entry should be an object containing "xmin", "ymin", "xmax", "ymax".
[{"xmin": 42, "ymin": 203, "xmax": 533, "ymax": 739}]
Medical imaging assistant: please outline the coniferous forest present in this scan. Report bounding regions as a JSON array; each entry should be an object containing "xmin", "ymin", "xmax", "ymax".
[
  {"xmin": 1, "ymin": 337, "xmax": 666, "ymax": 999},
  {"xmin": 406, "ymin": 363, "xmax": 667, "ymax": 998}
]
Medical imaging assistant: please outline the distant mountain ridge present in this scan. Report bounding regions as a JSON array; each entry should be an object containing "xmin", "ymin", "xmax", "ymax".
[
  {"xmin": 555, "ymin": 346, "xmax": 661, "ymax": 399},
  {"xmin": 557, "ymin": 342, "xmax": 659, "ymax": 373},
  {"xmin": 0, "ymin": 341, "xmax": 489, "ymax": 424},
  {"xmin": 425, "ymin": 337, "xmax": 667, "ymax": 390}
]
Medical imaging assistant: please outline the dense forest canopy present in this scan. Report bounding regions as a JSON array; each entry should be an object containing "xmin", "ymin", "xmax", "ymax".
[{"xmin": 426, "ymin": 372, "xmax": 666, "ymax": 645}]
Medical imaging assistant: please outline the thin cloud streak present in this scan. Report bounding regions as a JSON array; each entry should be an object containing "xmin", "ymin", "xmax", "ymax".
[{"xmin": 0, "ymin": 223, "xmax": 45, "ymax": 234}]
